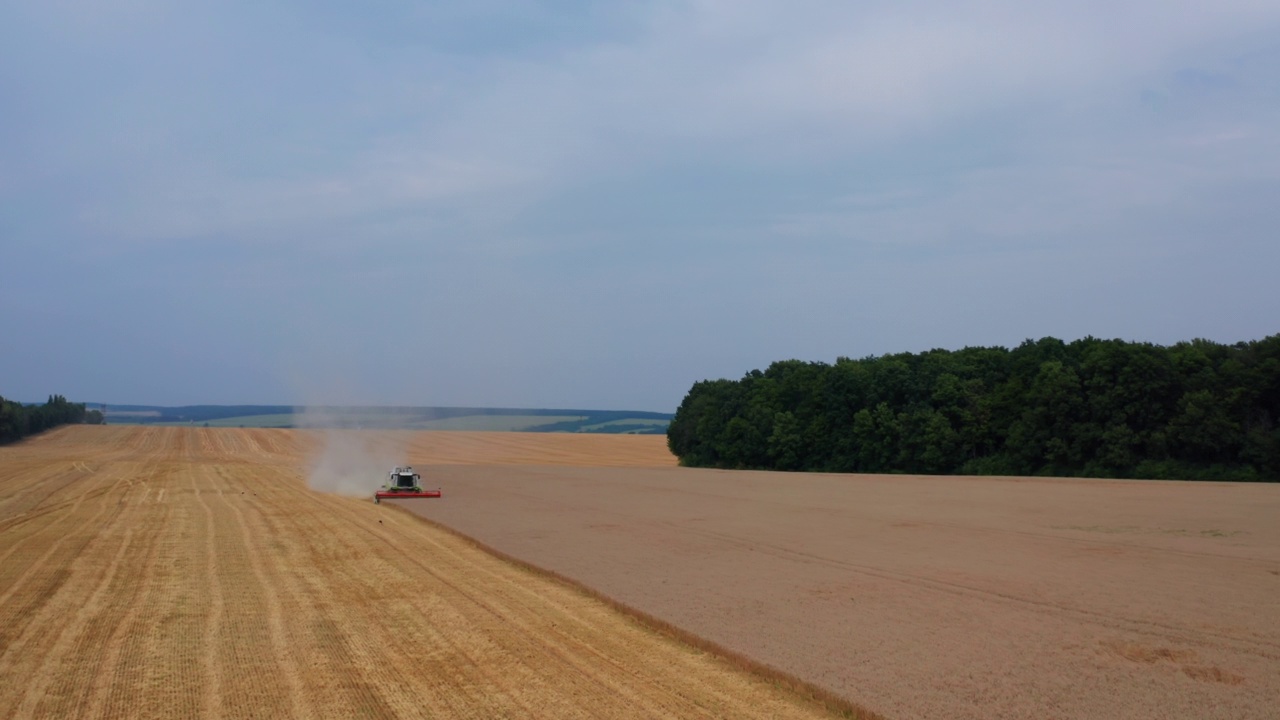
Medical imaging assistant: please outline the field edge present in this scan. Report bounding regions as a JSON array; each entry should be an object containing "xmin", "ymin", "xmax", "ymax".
[{"xmin": 386, "ymin": 504, "xmax": 885, "ymax": 720}]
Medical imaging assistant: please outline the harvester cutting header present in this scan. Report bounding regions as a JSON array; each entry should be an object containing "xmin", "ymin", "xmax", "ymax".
[{"xmin": 374, "ymin": 466, "xmax": 442, "ymax": 503}]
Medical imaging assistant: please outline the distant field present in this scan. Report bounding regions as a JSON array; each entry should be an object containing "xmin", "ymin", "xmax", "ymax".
[
  {"xmin": 101, "ymin": 404, "xmax": 670, "ymax": 433},
  {"xmin": 143, "ymin": 414, "xmax": 657, "ymax": 432},
  {"xmin": 578, "ymin": 418, "xmax": 670, "ymax": 431},
  {"xmin": 410, "ymin": 415, "xmax": 586, "ymax": 431},
  {"xmin": 159, "ymin": 413, "xmax": 297, "ymax": 428}
]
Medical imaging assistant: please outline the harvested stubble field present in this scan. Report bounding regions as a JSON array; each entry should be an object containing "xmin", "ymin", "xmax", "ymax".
[
  {"xmin": 0, "ymin": 426, "xmax": 845, "ymax": 720},
  {"xmin": 397, "ymin": 459, "xmax": 1280, "ymax": 720}
]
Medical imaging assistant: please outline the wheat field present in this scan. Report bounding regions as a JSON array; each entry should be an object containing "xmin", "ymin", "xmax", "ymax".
[{"xmin": 0, "ymin": 426, "xmax": 845, "ymax": 719}]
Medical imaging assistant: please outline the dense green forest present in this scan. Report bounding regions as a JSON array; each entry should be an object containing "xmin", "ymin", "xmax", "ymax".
[
  {"xmin": 0, "ymin": 395, "xmax": 98, "ymax": 444},
  {"xmin": 667, "ymin": 335, "xmax": 1280, "ymax": 481}
]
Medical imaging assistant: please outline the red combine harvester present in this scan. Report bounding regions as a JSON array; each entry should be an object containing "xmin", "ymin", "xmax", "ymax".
[{"xmin": 374, "ymin": 466, "xmax": 441, "ymax": 503}]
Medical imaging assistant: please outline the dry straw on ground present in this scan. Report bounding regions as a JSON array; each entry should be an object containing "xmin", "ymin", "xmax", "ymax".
[{"xmin": 0, "ymin": 426, "xmax": 847, "ymax": 720}]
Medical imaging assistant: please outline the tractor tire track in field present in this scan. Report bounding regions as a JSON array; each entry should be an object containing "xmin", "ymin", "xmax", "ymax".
[
  {"xmin": 669, "ymin": 521, "xmax": 1280, "ymax": 660},
  {"xmin": 190, "ymin": 467, "xmax": 227, "ymax": 720},
  {"xmin": 210, "ymin": 465, "xmax": 306, "ymax": 719},
  {"xmin": 0, "ymin": 467, "xmax": 130, "ymax": 662},
  {"xmin": 0, "ymin": 426, "xmax": 851, "ymax": 720},
  {"xmin": 79, "ymin": 488, "xmax": 173, "ymax": 720}
]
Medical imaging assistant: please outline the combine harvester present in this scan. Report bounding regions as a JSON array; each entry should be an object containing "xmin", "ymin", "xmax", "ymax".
[{"xmin": 374, "ymin": 466, "xmax": 442, "ymax": 503}]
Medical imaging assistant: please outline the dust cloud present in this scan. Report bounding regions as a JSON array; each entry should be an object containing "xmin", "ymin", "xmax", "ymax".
[{"xmin": 297, "ymin": 407, "xmax": 408, "ymax": 497}]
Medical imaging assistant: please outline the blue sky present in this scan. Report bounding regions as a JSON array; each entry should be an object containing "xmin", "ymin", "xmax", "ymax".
[{"xmin": 2, "ymin": 1, "xmax": 1278, "ymax": 411}]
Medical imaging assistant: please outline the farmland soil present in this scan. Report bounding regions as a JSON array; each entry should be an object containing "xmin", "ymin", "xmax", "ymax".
[
  {"xmin": 399, "ymin": 461, "xmax": 1280, "ymax": 720},
  {"xmin": 0, "ymin": 426, "xmax": 844, "ymax": 720}
]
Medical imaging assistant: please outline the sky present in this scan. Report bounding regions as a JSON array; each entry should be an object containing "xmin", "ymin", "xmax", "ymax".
[{"xmin": 2, "ymin": 1, "xmax": 1279, "ymax": 412}]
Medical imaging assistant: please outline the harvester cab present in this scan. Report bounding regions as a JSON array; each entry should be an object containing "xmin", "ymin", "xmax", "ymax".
[
  {"xmin": 391, "ymin": 467, "xmax": 419, "ymax": 489},
  {"xmin": 374, "ymin": 466, "xmax": 442, "ymax": 503}
]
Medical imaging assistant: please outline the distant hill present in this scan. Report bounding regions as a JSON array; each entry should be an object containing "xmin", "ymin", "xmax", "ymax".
[{"xmin": 91, "ymin": 404, "xmax": 671, "ymax": 434}]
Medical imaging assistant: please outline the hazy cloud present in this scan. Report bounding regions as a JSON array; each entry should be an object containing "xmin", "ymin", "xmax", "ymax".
[{"xmin": 2, "ymin": 1, "xmax": 1278, "ymax": 409}]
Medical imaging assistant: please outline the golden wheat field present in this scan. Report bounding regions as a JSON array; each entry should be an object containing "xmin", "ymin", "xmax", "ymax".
[
  {"xmin": 400, "ymin": 463, "xmax": 1280, "ymax": 720},
  {"xmin": 0, "ymin": 426, "xmax": 846, "ymax": 720}
]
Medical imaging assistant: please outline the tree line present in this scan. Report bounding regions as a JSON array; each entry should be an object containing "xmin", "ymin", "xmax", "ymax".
[
  {"xmin": 667, "ymin": 335, "xmax": 1280, "ymax": 481},
  {"xmin": 0, "ymin": 395, "xmax": 100, "ymax": 444}
]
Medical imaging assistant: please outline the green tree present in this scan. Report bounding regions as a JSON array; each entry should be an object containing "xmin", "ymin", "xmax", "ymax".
[
  {"xmin": 767, "ymin": 411, "xmax": 803, "ymax": 470},
  {"xmin": 667, "ymin": 334, "xmax": 1280, "ymax": 480}
]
